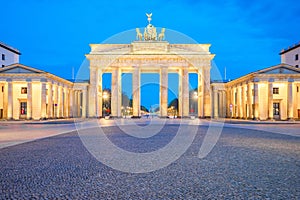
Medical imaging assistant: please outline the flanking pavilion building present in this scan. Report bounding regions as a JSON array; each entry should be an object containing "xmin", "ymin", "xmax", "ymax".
[{"xmin": 212, "ymin": 64, "xmax": 300, "ymax": 120}]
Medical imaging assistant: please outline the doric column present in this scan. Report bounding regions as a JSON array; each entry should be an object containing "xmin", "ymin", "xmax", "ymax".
[
  {"xmin": 88, "ymin": 67, "xmax": 97, "ymax": 117},
  {"xmin": 97, "ymin": 69, "xmax": 103, "ymax": 117},
  {"xmin": 179, "ymin": 68, "xmax": 189, "ymax": 117},
  {"xmin": 111, "ymin": 68, "xmax": 122, "ymax": 117},
  {"xmin": 213, "ymin": 87, "xmax": 219, "ymax": 118},
  {"xmin": 82, "ymin": 88, "xmax": 87, "ymax": 118},
  {"xmin": 203, "ymin": 67, "xmax": 211, "ymax": 117},
  {"xmin": 287, "ymin": 79, "xmax": 294, "ymax": 119},
  {"xmin": 198, "ymin": 70, "xmax": 204, "ymax": 118},
  {"xmin": 241, "ymin": 85, "xmax": 245, "ymax": 118},
  {"xmin": 69, "ymin": 89, "xmax": 73, "ymax": 117},
  {"xmin": 132, "ymin": 67, "xmax": 140, "ymax": 117},
  {"xmin": 47, "ymin": 82, "xmax": 53, "ymax": 118},
  {"xmin": 54, "ymin": 84, "xmax": 59, "ymax": 118},
  {"xmin": 253, "ymin": 79, "xmax": 259, "ymax": 119},
  {"xmin": 63, "ymin": 88, "xmax": 68, "ymax": 118},
  {"xmin": 268, "ymin": 79, "xmax": 274, "ymax": 120},
  {"xmin": 41, "ymin": 79, "xmax": 47, "ymax": 119},
  {"xmin": 58, "ymin": 85, "xmax": 63, "ymax": 118},
  {"xmin": 160, "ymin": 67, "xmax": 168, "ymax": 117},
  {"xmin": 7, "ymin": 79, "xmax": 13, "ymax": 119},
  {"xmin": 247, "ymin": 83, "xmax": 252, "ymax": 119},
  {"xmin": 26, "ymin": 79, "xmax": 32, "ymax": 119},
  {"xmin": 222, "ymin": 91, "xmax": 226, "ymax": 118},
  {"xmin": 73, "ymin": 91, "xmax": 78, "ymax": 117}
]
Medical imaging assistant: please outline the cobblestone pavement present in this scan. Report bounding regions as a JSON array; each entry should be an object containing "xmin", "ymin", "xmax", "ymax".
[{"xmin": 0, "ymin": 124, "xmax": 299, "ymax": 199}]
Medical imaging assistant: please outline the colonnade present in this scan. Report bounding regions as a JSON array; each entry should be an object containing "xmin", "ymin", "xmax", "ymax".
[
  {"xmin": 2, "ymin": 78, "xmax": 87, "ymax": 120},
  {"xmin": 225, "ymin": 78, "xmax": 296, "ymax": 120},
  {"xmin": 88, "ymin": 66, "xmax": 212, "ymax": 118}
]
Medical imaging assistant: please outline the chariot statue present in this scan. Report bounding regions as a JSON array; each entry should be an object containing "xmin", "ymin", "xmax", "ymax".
[{"xmin": 135, "ymin": 13, "xmax": 165, "ymax": 41}]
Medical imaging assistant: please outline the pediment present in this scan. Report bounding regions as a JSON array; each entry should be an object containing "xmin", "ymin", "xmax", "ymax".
[
  {"xmin": 0, "ymin": 65, "xmax": 43, "ymax": 74},
  {"xmin": 258, "ymin": 65, "xmax": 300, "ymax": 75}
]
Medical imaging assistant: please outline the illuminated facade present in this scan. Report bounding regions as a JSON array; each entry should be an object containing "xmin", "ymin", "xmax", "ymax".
[
  {"xmin": 0, "ymin": 64, "xmax": 88, "ymax": 120},
  {"xmin": 212, "ymin": 64, "xmax": 300, "ymax": 120}
]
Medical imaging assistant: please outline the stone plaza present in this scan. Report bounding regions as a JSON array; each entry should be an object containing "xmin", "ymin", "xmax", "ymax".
[{"xmin": 0, "ymin": 118, "xmax": 299, "ymax": 199}]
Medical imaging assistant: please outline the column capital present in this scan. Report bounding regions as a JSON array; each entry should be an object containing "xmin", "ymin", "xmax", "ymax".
[
  {"xmin": 40, "ymin": 78, "xmax": 47, "ymax": 82},
  {"xmin": 253, "ymin": 78, "xmax": 260, "ymax": 83},
  {"xmin": 288, "ymin": 78, "xmax": 294, "ymax": 83},
  {"xmin": 26, "ymin": 78, "xmax": 32, "ymax": 82},
  {"xmin": 268, "ymin": 78, "xmax": 274, "ymax": 82}
]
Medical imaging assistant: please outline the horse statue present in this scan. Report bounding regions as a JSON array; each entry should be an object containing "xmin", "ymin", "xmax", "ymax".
[
  {"xmin": 136, "ymin": 28, "xmax": 143, "ymax": 41},
  {"xmin": 158, "ymin": 28, "xmax": 165, "ymax": 41}
]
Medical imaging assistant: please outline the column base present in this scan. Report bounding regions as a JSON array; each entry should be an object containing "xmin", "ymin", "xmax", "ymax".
[{"xmin": 131, "ymin": 116, "xmax": 141, "ymax": 119}]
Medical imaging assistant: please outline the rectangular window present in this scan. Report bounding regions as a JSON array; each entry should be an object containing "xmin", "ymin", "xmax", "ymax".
[
  {"xmin": 273, "ymin": 87, "xmax": 279, "ymax": 94},
  {"xmin": 296, "ymin": 65, "xmax": 299, "ymax": 68},
  {"xmin": 1, "ymin": 54, "xmax": 5, "ymax": 61},
  {"xmin": 273, "ymin": 103, "xmax": 280, "ymax": 115},
  {"xmin": 1, "ymin": 65, "xmax": 4, "ymax": 68},
  {"xmin": 20, "ymin": 102, "xmax": 27, "ymax": 115},
  {"xmin": 21, "ymin": 87, "xmax": 27, "ymax": 94},
  {"xmin": 1, "ymin": 86, "xmax": 3, "ymax": 92},
  {"xmin": 296, "ymin": 54, "xmax": 299, "ymax": 61},
  {"xmin": 297, "ymin": 86, "xmax": 299, "ymax": 93}
]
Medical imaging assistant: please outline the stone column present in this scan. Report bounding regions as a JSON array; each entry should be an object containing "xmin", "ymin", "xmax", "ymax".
[
  {"xmin": 227, "ymin": 88, "xmax": 231, "ymax": 118},
  {"xmin": 268, "ymin": 80, "xmax": 274, "ymax": 120},
  {"xmin": 73, "ymin": 91, "xmax": 78, "ymax": 117},
  {"xmin": 64, "ymin": 88, "xmax": 68, "ymax": 118},
  {"xmin": 7, "ymin": 79, "xmax": 13, "ymax": 119},
  {"xmin": 241, "ymin": 85, "xmax": 245, "ymax": 118},
  {"xmin": 78, "ymin": 91, "xmax": 82, "ymax": 117},
  {"xmin": 59, "ymin": 85, "xmax": 64, "ymax": 118},
  {"xmin": 69, "ymin": 89, "xmax": 73, "ymax": 117},
  {"xmin": 41, "ymin": 79, "xmax": 47, "ymax": 119},
  {"xmin": 88, "ymin": 67, "xmax": 97, "ymax": 117},
  {"xmin": 132, "ymin": 67, "xmax": 140, "ymax": 117},
  {"xmin": 247, "ymin": 83, "xmax": 252, "ymax": 119},
  {"xmin": 82, "ymin": 88, "xmax": 87, "ymax": 118},
  {"xmin": 203, "ymin": 67, "xmax": 211, "ymax": 117},
  {"xmin": 253, "ymin": 79, "xmax": 259, "ymax": 119},
  {"xmin": 213, "ymin": 87, "xmax": 219, "ymax": 118},
  {"xmin": 97, "ymin": 69, "xmax": 103, "ymax": 117},
  {"xmin": 160, "ymin": 67, "xmax": 168, "ymax": 117},
  {"xmin": 54, "ymin": 84, "xmax": 59, "ymax": 118},
  {"xmin": 47, "ymin": 82, "xmax": 53, "ymax": 118},
  {"xmin": 26, "ymin": 79, "xmax": 32, "ymax": 119},
  {"xmin": 181, "ymin": 68, "xmax": 189, "ymax": 117},
  {"xmin": 287, "ymin": 79, "xmax": 294, "ymax": 119},
  {"xmin": 198, "ymin": 70, "xmax": 204, "ymax": 118},
  {"xmin": 222, "ymin": 91, "xmax": 227, "ymax": 118},
  {"xmin": 111, "ymin": 68, "xmax": 122, "ymax": 117}
]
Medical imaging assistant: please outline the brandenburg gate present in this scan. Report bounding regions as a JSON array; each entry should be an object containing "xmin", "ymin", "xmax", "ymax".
[{"xmin": 86, "ymin": 14, "xmax": 214, "ymax": 118}]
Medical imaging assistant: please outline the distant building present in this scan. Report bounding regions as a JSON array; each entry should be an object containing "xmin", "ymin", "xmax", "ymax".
[
  {"xmin": 0, "ymin": 42, "xmax": 21, "ymax": 68},
  {"xmin": 280, "ymin": 42, "xmax": 300, "ymax": 68}
]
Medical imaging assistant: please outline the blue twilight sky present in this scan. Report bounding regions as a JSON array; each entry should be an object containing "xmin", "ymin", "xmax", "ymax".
[{"xmin": 1, "ymin": 0, "xmax": 300, "ymax": 109}]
